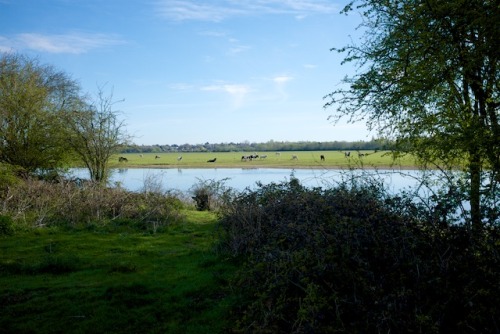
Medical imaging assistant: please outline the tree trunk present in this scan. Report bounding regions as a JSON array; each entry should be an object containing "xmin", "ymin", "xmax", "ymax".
[{"xmin": 469, "ymin": 151, "xmax": 482, "ymax": 234}]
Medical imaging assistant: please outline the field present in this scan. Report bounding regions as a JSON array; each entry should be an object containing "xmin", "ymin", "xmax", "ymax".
[
  {"xmin": 0, "ymin": 211, "xmax": 239, "ymax": 333},
  {"xmin": 110, "ymin": 150, "xmax": 417, "ymax": 169}
]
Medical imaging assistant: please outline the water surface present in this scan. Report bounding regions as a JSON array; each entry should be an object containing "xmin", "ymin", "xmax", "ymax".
[{"xmin": 68, "ymin": 168, "xmax": 426, "ymax": 194}]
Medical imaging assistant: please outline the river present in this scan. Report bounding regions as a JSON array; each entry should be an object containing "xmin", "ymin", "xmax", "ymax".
[{"xmin": 67, "ymin": 167, "xmax": 429, "ymax": 195}]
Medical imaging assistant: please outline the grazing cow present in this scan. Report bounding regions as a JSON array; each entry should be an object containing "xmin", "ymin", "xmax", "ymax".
[
  {"xmin": 344, "ymin": 151, "xmax": 351, "ymax": 158},
  {"xmin": 177, "ymin": 156, "xmax": 182, "ymax": 161},
  {"xmin": 320, "ymin": 155, "xmax": 325, "ymax": 161},
  {"xmin": 242, "ymin": 154, "xmax": 258, "ymax": 161},
  {"xmin": 155, "ymin": 155, "xmax": 161, "ymax": 159},
  {"xmin": 207, "ymin": 158, "xmax": 217, "ymax": 162},
  {"xmin": 260, "ymin": 155, "xmax": 267, "ymax": 159},
  {"xmin": 139, "ymin": 154, "xmax": 143, "ymax": 158},
  {"xmin": 292, "ymin": 155, "xmax": 298, "ymax": 160},
  {"xmin": 275, "ymin": 152, "xmax": 281, "ymax": 157},
  {"xmin": 118, "ymin": 156, "xmax": 128, "ymax": 162}
]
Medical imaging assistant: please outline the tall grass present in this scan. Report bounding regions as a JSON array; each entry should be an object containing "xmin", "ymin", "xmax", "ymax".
[{"xmin": 0, "ymin": 176, "xmax": 184, "ymax": 232}]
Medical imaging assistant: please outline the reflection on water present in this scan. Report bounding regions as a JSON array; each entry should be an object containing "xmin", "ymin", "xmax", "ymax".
[{"xmin": 67, "ymin": 168, "xmax": 429, "ymax": 194}]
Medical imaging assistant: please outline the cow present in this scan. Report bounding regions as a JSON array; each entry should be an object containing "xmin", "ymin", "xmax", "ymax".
[
  {"xmin": 344, "ymin": 151, "xmax": 351, "ymax": 158},
  {"xmin": 292, "ymin": 155, "xmax": 298, "ymax": 160},
  {"xmin": 320, "ymin": 155, "xmax": 325, "ymax": 161},
  {"xmin": 242, "ymin": 154, "xmax": 258, "ymax": 161},
  {"xmin": 118, "ymin": 156, "xmax": 128, "ymax": 162},
  {"xmin": 260, "ymin": 155, "xmax": 268, "ymax": 159},
  {"xmin": 207, "ymin": 158, "xmax": 217, "ymax": 162},
  {"xmin": 155, "ymin": 155, "xmax": 161, "ymax": 159},
  {"xmin": 177, "ymin": 156, "xmax": 182, "ymax": 161}
]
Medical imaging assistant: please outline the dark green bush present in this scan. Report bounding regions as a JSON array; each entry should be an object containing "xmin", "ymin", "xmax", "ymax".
[
  {"xmin": 218, "ymin": 178, "xmax": 500, "ymax": 333},
  {"xmin": 0, "ymin": 215, "xmax": 14, "ymax": 235}
]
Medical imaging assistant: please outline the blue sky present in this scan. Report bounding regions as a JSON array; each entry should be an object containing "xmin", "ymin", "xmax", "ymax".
[{"xmin": 0, "ymin": 0, "xmax": 371, "ymax": 145}]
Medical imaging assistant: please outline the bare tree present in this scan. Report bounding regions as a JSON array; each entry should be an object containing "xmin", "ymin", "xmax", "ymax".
[{"xmin": 68, "ymin": 86, "xmax": 130, "ymax": 183}]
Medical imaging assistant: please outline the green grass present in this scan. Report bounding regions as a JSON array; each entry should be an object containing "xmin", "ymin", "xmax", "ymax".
[
  {"xmin": 0, "ymin": 210, "xmax": 239, "ymax": 333},
  {"xmin": 112, "ymin": 150, "xmax": 417, "ymax": 169}
]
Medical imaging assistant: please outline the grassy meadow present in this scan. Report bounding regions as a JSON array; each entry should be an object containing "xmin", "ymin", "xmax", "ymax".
[
  {"xmin": 0, "ymin": 211, "xmax": 239, "ymax": 333},
  {"xmin": 110, "ymin": 150, "xmax": 417, "ymax": 169}
]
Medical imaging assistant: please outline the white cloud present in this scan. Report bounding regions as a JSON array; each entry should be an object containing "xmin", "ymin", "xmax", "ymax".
[
  {"xmin": 169, "ymin": 83, "xmax": 194, "ymax": 90},
  {"xmin": 273, "ymin": 75, "xmax": 293, "ymax": 84},
  {"xmin": 154, "ymin": 0, "xmax": 339, "ymax": 22},
  {"xmin": 229, "ymin": 45, "xmax": 250, "ymax": 54},
  {"xmin": 272, "ymin": 75, "xmax": 293, "ymax": 101},
  {"xmin": 0, "ymin": 32, "xmax": 125, "ymax": 54},
  {"xmin": 201, "ymin": 83, "xmax": 250, "ymax": 109},
  {"xmin": 154, "ymin": 0, "xmax": 243, "ymax": 22}
]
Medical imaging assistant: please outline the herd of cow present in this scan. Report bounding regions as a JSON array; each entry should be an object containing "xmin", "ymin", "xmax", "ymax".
[{"xmin": 119, "ymin": 151, "xmax": 366, "ymax": 163}]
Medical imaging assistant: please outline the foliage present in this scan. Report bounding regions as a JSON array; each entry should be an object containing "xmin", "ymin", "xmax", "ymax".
[
  {"xmin": 217, "ymin": 178, "xmax": 500, "ymax": 333},
  {"xmin": 190, "ymin": 177, "xmax": 235, "ymax": 211},
  {"xmin": 0, "ymin": 215, "xmax": 14, "ymax": 236},
  {"xmin": 0, "ymin": 53, "xmax": 81, "ymax": 174},
  {"xmin": 325, "ymin": 0, "xmax": 500, "ymax": 230},
  {"xmin": 120, "ymin": 138, "xmax": 392, "ymax": 153}
]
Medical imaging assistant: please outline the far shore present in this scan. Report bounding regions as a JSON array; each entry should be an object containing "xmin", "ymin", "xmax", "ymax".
[
  {"xmin": 106, "ymin": 151, "xmax": 424, "ymax": 170},
  {"xmin": 110, "ymin": 163, "xmax": 422, "ymax": 170}
]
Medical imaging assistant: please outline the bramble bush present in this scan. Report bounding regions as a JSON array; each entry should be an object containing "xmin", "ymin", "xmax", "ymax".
[
  {"xmin": 0, "ymin": 176, "xmax": 184, "ymax": 232},
  {"xmin": 217, "ymin": 177, "xmax": 500, "ymax": 333},
  {"xmin": 190, "ymin": 177, "xmax": 234, "ymax": 211}
]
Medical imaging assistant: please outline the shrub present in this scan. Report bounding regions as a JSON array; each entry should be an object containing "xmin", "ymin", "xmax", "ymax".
[
  {"xmin": 190, "ymin": 178, "xmax": 234, "ymax": 211},
  {"xmin": 218, "ymin": 178, "xmax": 500, "ymax": 333},
  {"xmin": 0, "ymin": 215, "xmax": 14, "ymax": 235},
  {"xmin": 0, "ymin": 176, "xmax": 184, "ymax": 231}
]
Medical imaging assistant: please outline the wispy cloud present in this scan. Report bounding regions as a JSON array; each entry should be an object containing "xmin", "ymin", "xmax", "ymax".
[
  {"xmin": 273, "ymin": 75, "xmax": 293, "ymax": 84},
  {"xmin": 229, "ymin": 45, "xmax": 250, "ymax": 55},
  {"xmin": 273, "ymin": 75, "xmax": 293, "ymax": 101},
  {"xmin": 154, "ymin": 0, "xmax": 338, "ymax": 22},
  {"xmin": 154, "ymin": 1, "xmax": 244, "ymax": 22},
  {"xmin": 169, "ymin": 83, "xmax": 195, "ymax": 90},
  {"xmin": 0, "ymin": 32, "xmax": 125, "ymax": 54},
  {"xmin": 202, "ymin": 83, "xmax": 251, "ymax": 109}
]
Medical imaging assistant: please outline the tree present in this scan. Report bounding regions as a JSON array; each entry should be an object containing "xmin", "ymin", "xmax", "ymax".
[
  {"xmin": 0, "ymin": 53, "xmax": 81, "ymax": 174},
  {"xmin": 325, "ymin": 0, "xmax": 500, "ymax": 230},
  {"xmin": 67, "ymin": 86, "xmax": 130, "ymax": 183}
]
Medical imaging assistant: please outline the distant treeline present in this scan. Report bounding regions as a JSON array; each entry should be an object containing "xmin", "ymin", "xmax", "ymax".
[{"xmin": 120, "ymin": 138, "xmax": 393, "ymax": 153}]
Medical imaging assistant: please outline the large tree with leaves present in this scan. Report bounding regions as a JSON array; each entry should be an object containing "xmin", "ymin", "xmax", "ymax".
[
  {"xmin": 0, "ymin": 53, "xmax": 81, "ymax": 174},
  {"xmin": 325, "ymin": 0, "xmax": 499, "ymax": 230}
]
